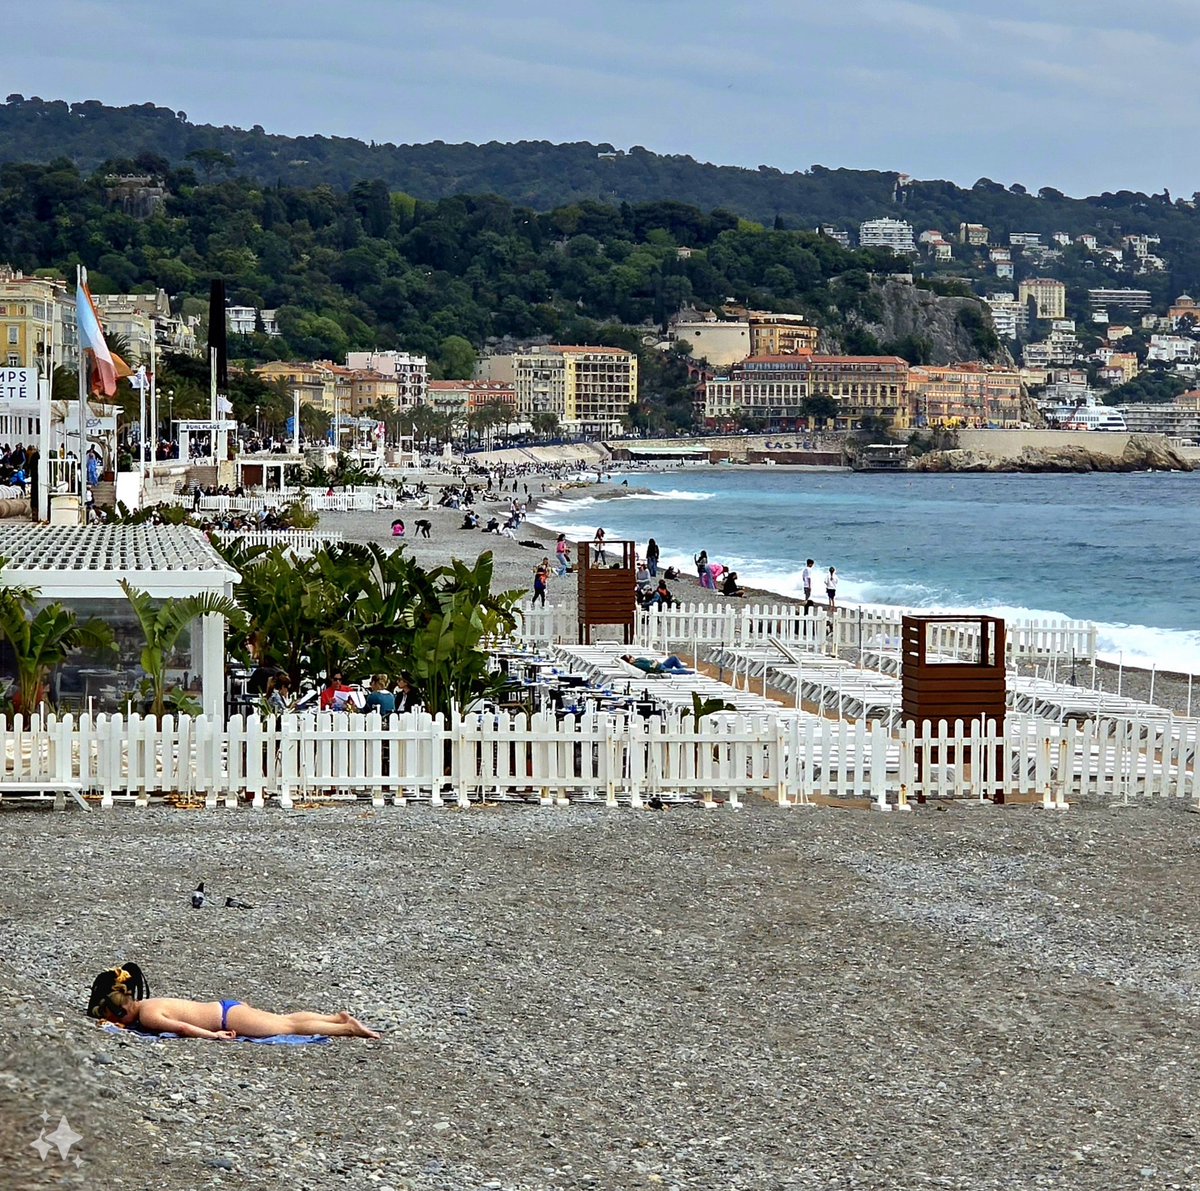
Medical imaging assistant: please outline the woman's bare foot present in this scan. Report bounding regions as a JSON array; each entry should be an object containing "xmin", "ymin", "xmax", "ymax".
[{"xmin": 337, "ymin": 1011, "xmax": 381, "ymax": 1039}]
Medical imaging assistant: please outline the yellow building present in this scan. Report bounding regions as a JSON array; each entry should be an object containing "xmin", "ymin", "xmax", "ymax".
[
  {"xmin": 0, "ymin": 268, "xmax": 78, "ymax": 372},
  {"xmin": 908, "ymin": 364, "xmax": 1024, "ymax": 427},
  {"xmin": 515, "ymin": 346, "xmax": 637, "ymax": 434},
  {"xmin": 747, "ymin": 313, "xmax": 819, "ymax": 357},
  {"xmin": 1018, "ymin": 277, "xmax": 1067, "ymax": 321},
  {"xmin": 349, "ymin": 370, "xmax": 400, "ymax": 416},
  {"xmin": 253, "ymin": 361, "xmax": 349, "ymax": 417},
  {"xmin": 703, "ymin": 354, "xmax": 909, "ymax": 430},
  {"xmin": 806, "ymin": 356, "xmax": 910, "ymax": 429}
]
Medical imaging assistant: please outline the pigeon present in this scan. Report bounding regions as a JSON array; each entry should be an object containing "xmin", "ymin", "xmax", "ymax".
[
  {"xmin": 224, "ymin": 897, "xmax": 253, "ymax": 910},
  {"xmin": 190, "ymin": 882, "xmax": 207, "ymax": 909}
]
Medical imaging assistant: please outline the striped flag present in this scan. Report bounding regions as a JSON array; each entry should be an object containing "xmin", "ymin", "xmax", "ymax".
[{"xmin": 75, "ymin": 275, "xmax": 118, "ymax": 396}]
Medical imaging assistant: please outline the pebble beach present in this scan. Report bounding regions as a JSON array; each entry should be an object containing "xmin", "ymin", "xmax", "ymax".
[
  {"xmin": 3, "ymin": 799, "xmax": 1200, "ymax": 1190},
  {"xmin": 4, "ymin": 465, "xmax": 1199, "ymax": 1189}
]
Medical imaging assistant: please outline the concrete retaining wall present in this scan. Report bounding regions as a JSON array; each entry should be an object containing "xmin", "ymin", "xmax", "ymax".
[{"xmin": 956, "ymin": 430, "xmax": 1134, "ymax": 459}]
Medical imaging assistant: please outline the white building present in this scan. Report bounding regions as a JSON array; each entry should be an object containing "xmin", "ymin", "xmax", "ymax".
[
  {"xmin": 985, "ymin": 294, "xmax": 1025, "ymax": 340},
  {"xmin": 345, "ymin": 350, "xmax": 428, "ymax": 404},
  {"xmin": 859, "ymin": 218, "xmax": 916, "ymax": 254},
  {"xmin": 1010, "ymin": 232, "xmax": 1042, "ymax": 249},
  {"xmin": 227, "ymin": 305, "xmax": 280, "ymax": 337},
  {"xmin": 1148, "ymin": 335, "xmax": 1198, "ymax": 363}
]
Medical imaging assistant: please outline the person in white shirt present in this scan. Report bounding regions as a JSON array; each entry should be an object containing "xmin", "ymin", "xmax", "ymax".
[
  {"xmin": 801, "ymin": 559, "xmax": 815, "ymax": 614},
  {"xmin": 825, "ymin": 566, "xmax": 838, "ymax": 612}
]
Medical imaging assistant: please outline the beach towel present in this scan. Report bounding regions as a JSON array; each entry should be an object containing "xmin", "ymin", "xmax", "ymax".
[{"xmin": 102, "ymin": 1023, "xmax": 330, "ymax": 1044}]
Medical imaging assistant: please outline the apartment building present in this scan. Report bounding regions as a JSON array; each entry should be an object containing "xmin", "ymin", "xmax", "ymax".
[
  {"xmin": 426, "ymin": 380, "xmax": 518, "ymax": 422},
  {"xmin": 959, "ymin": 223, "xmax": 989, "ymax": 246},
  {"xmin": 1114, "ymin": 392, "xmax": 1200, "ymax": 439},
  {"xmin": 702, "ymin": 356, "xmax": 810, "ymax": 428},
  {"xmin": 703, "ymin": 355, "xmax": 909, "ymax": 430},
  {"xmin": 858, "ymin": 218, "xmax": 916, "ymax": 254},
  {"xmin": 227, "ymin": 305, "xmax": 279, "ymax": 337},
  {"xmin": 985, "ymin": 293, "xmax": 1027, "ymax": 340},
  {"xmin": 345, "ymin": 350, "xmax": 428, "ymax": 405},
  {"xmin": 747, "ymin": 312, "xmax": 819, "ymax": 357},
  {"xmin": 1148, "ymin": 335, "xmax": 1197, "ymax": 363},
  {"xmin": 254, "ymin": 361, "xmax": 350, "ymax": 417},
  {"xmin": 349, "ymin": 370, "xmax": 400, "ymax": 416},
  {"xmin": 514, "ymin": 345, "xmax": 637, "ymax": 435},
  {"xmin": 1019, "ymin": 278, "xmax": 1067, "ymax": 321},
  {"xmin": 1088, "ymin": 288, "xmax": 1152, "ymax": 311},
  {"xmin": 816, "ymin": 225, "xmax": 851, "ymax": 247},
  {"xmin": 0, "ymin": 268, "xmax": 79, "ymax": 372},
  {"xmin": 908, "ymin": 363, "xmax": 1023, "ymax": 427},
  {"xmin": 1010, "ymin": 232, "xmax": 1041, "ymax": 249}
]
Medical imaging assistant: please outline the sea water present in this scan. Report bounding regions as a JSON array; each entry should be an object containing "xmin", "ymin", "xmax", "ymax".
[{"xmin": 533, "ymin": 468, "xmax": 1200, "ymax": 672}]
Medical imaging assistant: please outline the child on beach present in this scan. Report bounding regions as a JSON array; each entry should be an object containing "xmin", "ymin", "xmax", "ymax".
[
  {"xmin": 532, "ymin": 558, "xmax": 550, "ymax": 607},
  {"xmin": 825, "ymin": 566, "xmax": 838, "ymax": 612},
  {"xmin": 87, "ymin": 963, "xmax": 380, "ymax": 1040},
  {"xmin": 555, "ymin": 533, "xmax": 572, "ymax": 576}
]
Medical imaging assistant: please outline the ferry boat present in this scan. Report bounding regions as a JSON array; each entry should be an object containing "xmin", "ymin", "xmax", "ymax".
[{"xmin": 1050, "ymin": 398, "xmax": 1128, "ymax": 432}]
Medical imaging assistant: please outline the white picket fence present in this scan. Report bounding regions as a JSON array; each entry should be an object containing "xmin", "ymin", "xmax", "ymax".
[
  {"xmin": 212, "ymin": 529, "xmax": 344, "ymax": 558},
  {"xmin": 513, "ymin": 600, "xmax": 1098, "ymax": 667},
  {"xmin": 0, "ymin": 710, "xmax": 1194, "ymax": 811},
  {"xmin": 303, "ymin": 486, "xmax": 396, "ymax": 513},
  {"xmin": 634, "ymin": 603, "xmax": 1097, "ymax": 665}
]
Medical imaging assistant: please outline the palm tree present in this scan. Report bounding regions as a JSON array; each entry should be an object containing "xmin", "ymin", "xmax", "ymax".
[
  {"xmin": 0, "ymin": 580, "xmax": 114, "ymax": 718},
  {"xmin": 118, "ymin": 581, "xmax": 247, "ymax": 721}
]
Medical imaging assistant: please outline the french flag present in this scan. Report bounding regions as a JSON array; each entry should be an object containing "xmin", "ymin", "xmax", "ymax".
[{"xmin": 75, "ymin": 272, "xmax": 118, "ymax": 397}]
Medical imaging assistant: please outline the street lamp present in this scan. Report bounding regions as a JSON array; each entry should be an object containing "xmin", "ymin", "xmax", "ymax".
[
  {"xmin": 167, "ymin": 390, "xmax": 174, "ymax": 447},
  {"xmin": 254, "ymin": 403, "xmax": 260, "ymax": 438}
]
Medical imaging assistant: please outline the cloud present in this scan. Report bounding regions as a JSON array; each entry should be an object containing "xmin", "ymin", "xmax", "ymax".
[{"xmin": 2, "ymin": 0, "xmax": 1197, "ymax": 196}]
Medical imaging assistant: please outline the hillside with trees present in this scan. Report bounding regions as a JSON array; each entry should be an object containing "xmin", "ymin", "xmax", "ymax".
[
  {"xmin": 2, "ymin": 154, "xmax": 996, "ymax": 430},
  {"xmin": 5, "ymin": 97, "xmax": 1200, "ymax": 291}
]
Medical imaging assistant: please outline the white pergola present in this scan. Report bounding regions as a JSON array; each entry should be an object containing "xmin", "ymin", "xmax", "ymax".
[{"xmin": 0, "ymin": 525, "xmax": 241, "ymax": 716}]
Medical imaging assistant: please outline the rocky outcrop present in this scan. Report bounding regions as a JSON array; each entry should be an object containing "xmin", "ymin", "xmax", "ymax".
[
  {"xmin": 824, "ymin": 279, "xmax": 1015, "ymax": 367},
  {"xmin": 910, "ymin": 434, "xmax": 1193, "ymax": 474}
]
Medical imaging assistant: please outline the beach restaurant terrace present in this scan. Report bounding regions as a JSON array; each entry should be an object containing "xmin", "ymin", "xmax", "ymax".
[{"xmin": 0, "ymin": 524, "xmax": 240, "ymax": 716}]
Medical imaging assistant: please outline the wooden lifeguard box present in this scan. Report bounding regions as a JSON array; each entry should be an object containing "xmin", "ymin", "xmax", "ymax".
[
  {"xmin": 901, "ymin": 614, "xmax": 1006, "ymax": 796},
  {"xmin": 577, "ymin": 538, "xmax": 637, "ymax": 644}
]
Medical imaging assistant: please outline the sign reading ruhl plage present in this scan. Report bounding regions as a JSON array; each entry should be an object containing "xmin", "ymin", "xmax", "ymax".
[{"xmin": 0, "ymin": 367, "xmax": 36, "ymax": 403}]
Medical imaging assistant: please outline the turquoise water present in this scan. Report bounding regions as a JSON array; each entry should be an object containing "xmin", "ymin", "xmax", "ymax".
[{"xmin": 534, "ymin": 468, "xmax": 1200, "ymax": 670}]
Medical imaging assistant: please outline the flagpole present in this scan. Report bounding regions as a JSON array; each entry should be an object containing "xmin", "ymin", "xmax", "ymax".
[
  {"xmin": 77, "ymin": 265, "xmax": 87, "ymax": 523},
  {"xmin": 209, "ymin": 346, "xmax": 218, "ymax": 466},
  {"xmin": 148, "ymin": 335, "xmax": 157, "ymax": 487},
  {"xmin": 138, "ymin": 361, "xmax": 147, "ymax": 486}
]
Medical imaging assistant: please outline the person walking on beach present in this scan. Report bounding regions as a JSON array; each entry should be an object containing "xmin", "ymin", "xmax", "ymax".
[
  {"xmin": 555, "ymin": 533, "xmax": 572, "ymax": 576},
  {"xmin": 802, "ymin": 559, "xmax": 816, "ymax": 615},
  {"xmin": 646, "ymin": 538, "xmax": 660, "ymax": 578},
  {"xmin": 531, "ymin": 558, "xmax": 550, "ymax": 607}
]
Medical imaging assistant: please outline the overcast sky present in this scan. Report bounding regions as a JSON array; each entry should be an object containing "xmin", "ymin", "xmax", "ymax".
[{"xmin": 8, "ymin": 0, "xmax": 1196, "ymax": 198}]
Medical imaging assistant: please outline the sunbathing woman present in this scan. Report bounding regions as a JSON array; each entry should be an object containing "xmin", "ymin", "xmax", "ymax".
[{"xmin": 86, "ymin": 963, "xmax": 380, "ymax": 1040}]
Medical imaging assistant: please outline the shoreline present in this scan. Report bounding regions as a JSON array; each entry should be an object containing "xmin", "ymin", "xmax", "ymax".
[{"xmin": 318, "ymin": 466, "xmax": 1200, "ymax": 709}]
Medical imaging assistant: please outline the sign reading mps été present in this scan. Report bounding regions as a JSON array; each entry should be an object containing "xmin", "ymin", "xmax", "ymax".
[{"xmin": 0, "ymin": 367, "xmax": 36, "ymax": 403}]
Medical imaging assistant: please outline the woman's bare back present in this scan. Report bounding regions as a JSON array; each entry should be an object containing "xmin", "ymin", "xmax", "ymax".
[{"xmin": 136, "ymin": 997, "xmax": 223, "ymax": 1033}]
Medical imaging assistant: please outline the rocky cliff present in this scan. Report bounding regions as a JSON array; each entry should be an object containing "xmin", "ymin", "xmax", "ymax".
[
  {"xmin": 910, "ymin": 434, "xmax": 1193, "ymax": 474},
  {"xmin": 823, "ymin": 279, "xmax": 1014, "ymax": 367}
]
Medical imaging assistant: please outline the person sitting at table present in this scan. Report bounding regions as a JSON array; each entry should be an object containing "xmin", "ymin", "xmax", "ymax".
[
  {"xmin": 319, "ymin": 671, "xmax": 355, "ymax": 712},
  {"xmin": 266, "ymin": 673, "xmax": 293, "ymax": 714},
  {"xmin": 363, "ymin": 674, "xmax": 395, "ymax": 717},
  {"xmin": 620, "ymin": 654, "xmax": 693, "ymax": 675},
  {"xmin": 393, "ymin": 670, "xmax": 423, "ymax": 713}
]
